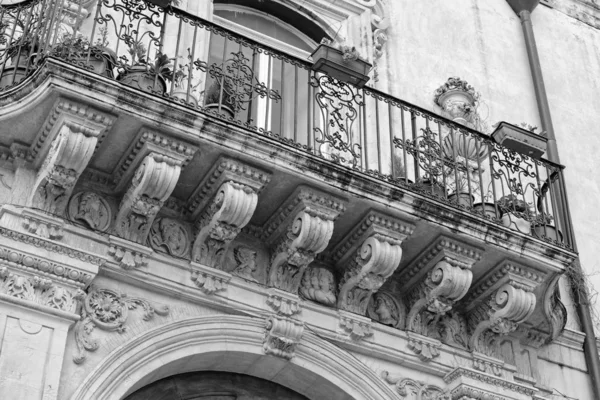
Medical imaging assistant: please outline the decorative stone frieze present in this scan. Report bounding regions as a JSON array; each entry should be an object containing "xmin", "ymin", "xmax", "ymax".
[
  {"xmin": 263, "ymin": 315, "xmax": 304, "ymax": 360},
  {"xmin": 108, "ymin": 236, "xmax": 152, "ymax": 270},
  {"xmin": 464, "ymin": 261, "xmax": 544, "ymax": 356},
  {"xmin": 73, "ymin": 286, "xmax": 169, "ymax": 364},
  {"xmin": 267, "ymin": 288, "xmax": 302, "ymax": 316},
  {"xmin": 338, "ymin": 310, "xmax": 372, "ymax": 340},
  {"xmin": 148, "ymin": 217, "xmax": 190, "ymax": 258},
  {"xmin": 380, "ymin": 372, "xmax": 447, "ymax": 399},
  {"xmin": 406, "ymin": 331, "xmax": 442, "ymax": 361},
  {"xmin": 334, "ymin": 211, "xmax": 413, "ymax": 316},
  {"xmin": 299, "ymin": 266, "xmax": 336, "ymax": 307},
  {"xmin": 444, "ymin": 367, "xmax": 536, "ymax": 398},
  {"xmin": 68, "ymin": 191, "xmax": 112, "ymax": 232},
  {"xmin": 264, "ymin": 186, "xmax": 346, "ymax": 294},
  {"xmin": 21, "ymin": 209, "xmax": 64, "ymax": 240},
  {"xmin": 190, "ymin": 261, "xmax": 232, "ymax": 295},
  {"xmin": 189, "ymin": 158, "xmax": 270, "ymax": 269},
  {"xmin": 399, "ymin": 236, "xmax": 481, "ymax": 336},
  {"xmin": 27, "ymin": 99, "xmax": 114, "ymax": 214}
]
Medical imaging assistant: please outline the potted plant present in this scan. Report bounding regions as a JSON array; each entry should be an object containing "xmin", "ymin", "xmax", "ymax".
[
  {"xmin": 416, "ymin": 176, "xmax": 446, "ymax": 199},
  {"xmin": 171, "ymin": 49, "xmax": 202, "ymax": 107},
  {"xmin": 0, "ymin": 38, "xmax": 40, "ymax": 88},
  {"xmin": 311, "ymin": 39, "xmax": 372, "ymax": 88},
  {"xmin": 203, "ymin": 77, "xmax": 237, "ymax": 118},
  {"xmin": 117, "ymin": 41, "xmax": 173, "ymax": 94},
  {"xmin": 447, "ymin": 172, "xmax": 476, "ymax": 208},
  {"xmin": 531, "ymin": 212, "xmax": 563, "ymax": 243},
  {"xmin": 497, "ymin": 194, "xmax": 532, "ymax": 234},
  {"xmin": 491, "ymin": 121, "xmax": 547, "ymax": 159},
  {"xmin": 51, "ymin": 32, "xmax": 117, "ymax": 78},
  {"xmin": 473, "ymin": 188, "xmax": 501, "ymax": 219}
]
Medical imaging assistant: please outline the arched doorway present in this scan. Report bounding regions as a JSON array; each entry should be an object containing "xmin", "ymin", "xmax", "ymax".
[
  {"xmin": 70, "ymin": 315, "xmax": 397, "ymax": 400},
  {"xmin": 124, "ymin": 371, "xmax": 309, "ymax": 400}
]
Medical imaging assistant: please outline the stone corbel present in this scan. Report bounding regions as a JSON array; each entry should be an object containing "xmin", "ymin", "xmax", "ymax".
[
  {"xmin": 27, "ymin": 99, "xmax": 114, "ymax": 215},
  {"xmin": 264, "ymin": 186, "xmax": 346, "ymax": 294},
  {"xmin": 267, "ymin": 288, "xmax": 302, "ymax": 317},
  {"xmin": 263, "ymin": 315, "xmax": 304, "ymax": 360},
  {"xmin": 465, "ymin": 261, "xmax": 544, "ymax": 356},
  {"xmin": 114, "ymin": 153, "xmax": 181, "ymax": 244},
  {"xmin": 399, "ymin": 237, "xmax": 481, "ymax": 335},
  {"xmin": 190, "ymin": 261, "xmax": 232, "ymax": 295},
  {"xmin": 338, "ymin": 310, "xmax": 373, "ymax": 340},
  {"xmin": 406, "ymin": 331, "xmax": 442, "ymax": 361},
  {"xmin": 189, "ymin": 157, "xmax": 271, "ymax": 269},
  {"xmin": 108, "ymin": 236, "xmax": 152, "ymax": 270},
  {"xmin": 472, "ymin": 352, "xmax": 503, "ymax": 377},
  {"xmin": 334, "ymin": 211, "xmax": 414, "ymax": 315},
  {"xmin": 21, "ymin": 209, "xmax": 64, "ymax": 240}
]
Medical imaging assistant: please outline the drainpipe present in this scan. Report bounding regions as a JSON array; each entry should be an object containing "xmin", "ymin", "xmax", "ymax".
[{"xmin": 505, "ymin": 0, "xmax": 600, "ymax": 398}]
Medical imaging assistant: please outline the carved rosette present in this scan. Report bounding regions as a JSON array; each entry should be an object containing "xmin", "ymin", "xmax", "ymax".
[
  {"xmin": 465, "ymin": 261, "xmax": 544, "ymax": 356},
  {"xmin": 190, "ymin": 261, "xmax": 232, "ymax": 295},
  {"xmin": 73, "ymin": 286, "xmax": 169, "ymax": 364},
  {"xmin": 263, "ymin": 316, "xmax": 304, "ymax": 360},
  {"xmin": 400, "ymin": 237, "xmax": 481, "ymax": 336},
  {"xmin": 189, "ymin": 158, "xmax": 271, "ymax": 270},
  {"xmin": 265, "ymin": 187, "xmax": 346, "ymax": 294},
  {"xmin": 334, "ymin": 211, "xmax": 414, "ymax": 316},
  {"xmin": 27, "ymin": 99, "xmax": 114, "ymax": 215}
]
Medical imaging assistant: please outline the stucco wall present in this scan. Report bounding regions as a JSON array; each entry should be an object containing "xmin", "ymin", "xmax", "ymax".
[{"xmin": 382, "ymin": 0, "xmax": 600, "ymax": 332}]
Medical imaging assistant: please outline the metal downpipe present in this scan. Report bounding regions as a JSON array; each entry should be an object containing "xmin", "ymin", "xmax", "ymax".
[{"xmin": 505, "ymin": 0, "xmax": 600, "ymax": 397}]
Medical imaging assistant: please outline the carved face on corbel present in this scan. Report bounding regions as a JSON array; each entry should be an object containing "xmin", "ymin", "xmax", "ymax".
[{"xmin": 149, "ymin": 217, "xmax": 190, "ymax": 258}]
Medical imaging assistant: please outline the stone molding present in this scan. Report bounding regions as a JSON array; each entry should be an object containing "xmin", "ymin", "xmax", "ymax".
[
  {"xmin": 265, "ymin": 186, "xmax": 346, "ymax": 293},
  {"xmin": 266, "ymin": 288, "xmax": 302, "ymax": 316},
  {"xmin": 443, "ymin": 367, "xmax": 536, "ymax": 397},
  {"xmin": 190, "ymin": 261, "xmax": 232, "ymax": 295},
  {"xmin": 465, "ymin": 261, "xmax": 544, "ymax": 355},
  {"xmin": 108, "ymin": 236, "xmax": 152, "ymax": 270},
  {"xmin": 406, "ymin": 331, "xmax": 442, "ymax": 362},
  {"xmin": 338, "ymin": 310, "xmax": 373, "ymax": 340},
  {"xmin": 190, "ymin": 157, "xmax": 270, "ymax": 269},
  {"xmin": 472, "ymin": 352, "xmax": 503, "ymax": 377},
  {"xmin": 335, "ymin": 211, "xmax": 414, "ymax": 316},
  {"xmin": 21, "ymin": 209, "xmax": 65, "ymax": 240},
  {"xmin": 400, "ymin": 237, "xmax": 481, "ymax": 335},
  {"xmin": 73, "ymin": 286, "xmax": 169, "ymax": 364}
]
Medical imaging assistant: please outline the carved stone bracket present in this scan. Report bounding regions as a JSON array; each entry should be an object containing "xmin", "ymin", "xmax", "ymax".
[
  {"xmin": 27, "ymin": 99, "xmax": 114, "ymax": 215},
  {"xmin": 399, "ymin": 236, "xmax": 481, "ymax": 336},
  {"xmin": 406, "ymin": 331, "xmax": 442, "ymax": 362},
  {"xmin": 472, "ymin": 352, "xmax": 503, "ymax": 377},
  {"xmin": 334, "ymin": 211, "xmax": 414, "ymax": 315},
  {"xmin": 190, "ymin": 261, "xmax": 232, "ymax": 295},
  {"xmin": 338, "ymin": 310, "xmax": 372, "ymax": 341},
  {"xmin": 464, "ymin": 260, "xmax": 544, "ymax": 356},
  {"xmin": 108, "ymin": 236, "xmax": 152, "ymax": 270},
  {"xmin": 189, "ymin": 157, "xmax": 271, "ymax": 269},
  {"xmin": 264, "ymin": 186, "xmax": 346, "ymax": 294},
  {"xmin": 263, "ymin": 315, "xmax": 304, "ymax": 360},
  {"xmin": 73, "ymin": 286, "xmax": 169, "ymax": 364},
  {"xmin": 267, "ymin": 288, "xmax": 302, "ymax": 316},
  {"xmin": 21, "ymin": 209, "xmax": 64, "ymax": 240}
]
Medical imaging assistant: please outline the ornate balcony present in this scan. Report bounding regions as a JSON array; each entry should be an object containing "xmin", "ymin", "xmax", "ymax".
[{"xmin": 0, "ymin": 1, "xmax": 579, "ymax": 398}]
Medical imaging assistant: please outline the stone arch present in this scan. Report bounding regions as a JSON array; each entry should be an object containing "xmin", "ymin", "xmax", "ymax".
[{"xmin": 70, "ymin": 314, "xmax": 398, "ymax": 400}]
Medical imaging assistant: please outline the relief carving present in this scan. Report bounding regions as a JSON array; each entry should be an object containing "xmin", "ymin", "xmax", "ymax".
[
  {"xmin": 380, "ymin": 372, "xmax": 448, "ymax": 400},
  {"xmin": 367, "ymin": 291, "xmax": 403, "ymax": 328},
  {"xmin": 263, "ymin": 316, "xmax": 304, "ymax": 360},
  {"xmin": 149, "ymin": 217, "xmax": 190, "ymax": 258},
  {"xmin": 68, "ymin": 191, "xmax": 112, "ymax": 232},
  {"xmin": 232, "ymin": 246, "xmax": 258, "ymax": 282},
  {"xmin": 73, "ymin": 286, "xmax": 169, "ymax": 364},
  {"xmin": 299, "ymin": 267, "xmax": 336, "ymax": 307}
]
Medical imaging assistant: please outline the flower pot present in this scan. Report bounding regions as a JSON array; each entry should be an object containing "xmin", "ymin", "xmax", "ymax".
[
  {"xmin": 146, "ymin": 0, "xmax": 172, "ymax": 6},
  {"xmin": 204, "ymin": 103, "xmax": 235, "ymax": 119},
  {"xmin": 310, "ymin": 43, "xmax": 372, "ymax": 88},
  {"xmin": 501, "ymin": 212, "xmax": 531, "ymax": 234},
  {"xmin": 473, "ymin": 202, "xmax": 501, "ymax": 219},
  {"xmin": 416, "ymin": 179, "xmax": 446, "ymax": 198},
  {"xmin": 0, "ymin": 66, "xmax": 29, "ymax": 88},
  {"xmin": 117, "ymin": 65, "xmax": 167, "ymax": 94},
  {"xmin": 491, "ymin": 121, "xmax": 547, "ymax": 159},
  {"xmin": 171, "ymin": 90, "xmax": 199, "ymax": 107},
  {"xmin": 532, "ymin": 224, "xmax": 563, "ymax": 243},
  {"xmin": 449, "ymin": 192, "xmax": 474, "ymax": 208}
]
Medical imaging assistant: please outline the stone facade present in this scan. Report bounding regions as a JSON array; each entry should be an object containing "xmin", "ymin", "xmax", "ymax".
[{"xmin": 0, "ymin": 0, "xmax": 596, "ymax": 399}]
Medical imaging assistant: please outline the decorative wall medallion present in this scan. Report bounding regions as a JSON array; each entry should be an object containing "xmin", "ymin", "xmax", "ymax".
[
  {"xmin": 299, "ymin": 267, "xmax": 336, "ymax": 307},
  {"xmin": 232, "ymin": 246, "xmax": 258, "ymax": 282},
  {"xmin": 73, "ymin": 287, "xmax": 169, "ymax": 364},
  {"xmin": 380, "ymin": 372, "xmax": 448, "ymax": 400},
  {"xmin": 367, "ymin": 291, "xmax": 403, "ymax": 328},
  {"xmin": 68, "ymin": 191, "xmax": 112, "ymax": 232},
  {"xmin": 148, "ymin": 217, "xmax": 190, "ymax": 258},
  {"xmin": 263, "ymin": 315, "xmax": 304, "ymax": 360}
]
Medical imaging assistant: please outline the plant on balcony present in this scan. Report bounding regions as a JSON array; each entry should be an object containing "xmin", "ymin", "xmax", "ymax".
[
  {"xmin": 146, "ymin": 0, "xmax": 182, "ymax": 7},
  {"xmin": 311, "ymin": 39, "xmax": 372, "ymax": 88},
  {"xmin": 117, "ymin": 41, "xmax": 173, "ymax": 94},
  {"xmin": 497, "ymin": 194, "xmax": 532, "ymax": 234},
  {"xmin": 531, "ymin": 212, "xmax": 563, "ymax": 243},
  {"xmin": 491, "ymin": 121, "xmax": 548, "ymax": 159},
  {"xmin": 51, "ymin": 32, "xmax": 117, "ymax": 78},
  {"xmin": 171, "ymin": 49, "xmax": 203, "ymax": 107},
  {"xmin": 473, "ymin": 187, "xmax": 501, "ymax": 219}
]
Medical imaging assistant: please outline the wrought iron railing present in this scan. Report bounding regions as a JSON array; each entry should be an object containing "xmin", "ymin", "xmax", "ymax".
[{"xmin": 0, "ymin": 0, "xmax": 576, "ymax": 250}]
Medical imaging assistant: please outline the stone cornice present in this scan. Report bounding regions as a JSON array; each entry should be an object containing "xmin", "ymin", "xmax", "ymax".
[{"xmin": 444, "ymin": 367, "xmax": 537, "ymax": 396}]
